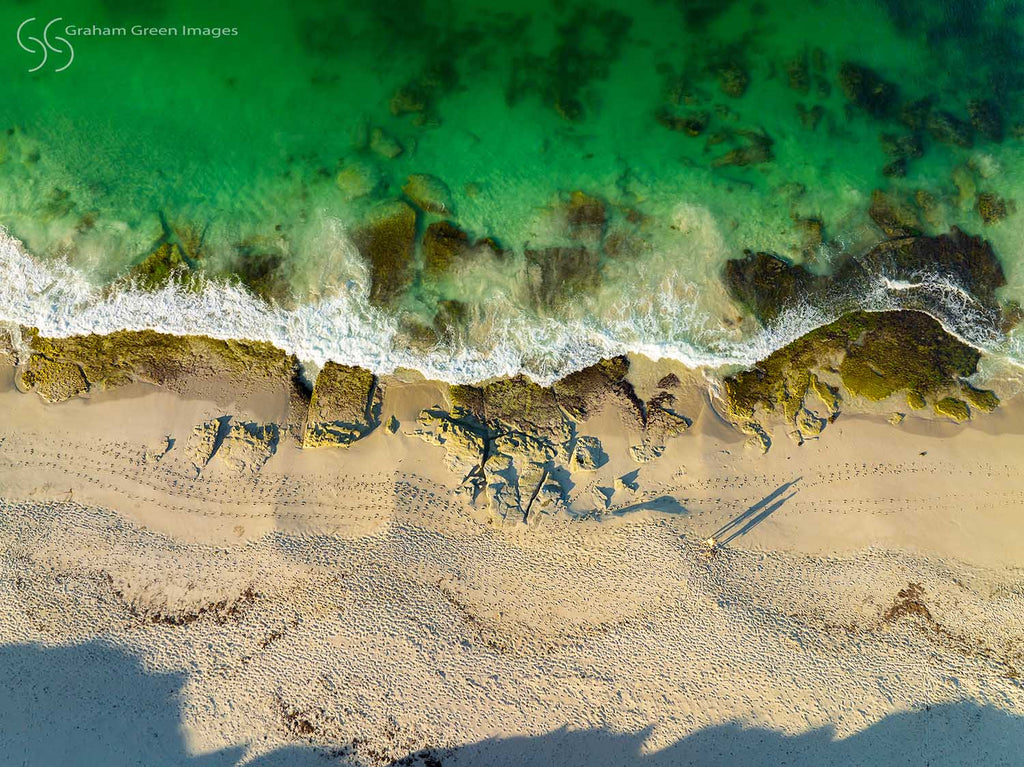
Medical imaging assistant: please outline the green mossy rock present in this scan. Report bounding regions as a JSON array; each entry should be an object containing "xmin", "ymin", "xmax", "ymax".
[
  {"xmin": 934, "ymin": 396, "xmax": 970, "ymax": 422},
  {"xmin": 129, "ymin": 243, "xmax": 197, "ymax": 292},
  {"xmin": 17, "ymin": 328, "xmax": 297, "ymax": 402},
  {"xmin": 722, "ymin": 310, "xmax": 982, "ymax": 425},
  {"xmin": 303, "ymin": 362, "xmax": 380, "ymax": 447},
  {"xmin": 353, "ymin": 201, "xmax": 418, "ymax": 307},
  {"xmin": 961, "ymin": 385, "xmax": 999, "ymax": 412}
]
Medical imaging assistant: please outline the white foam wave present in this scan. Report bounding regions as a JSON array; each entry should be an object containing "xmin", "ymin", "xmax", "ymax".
[{"xmin": 0, "ymin": 226, "xmax": 1014, "ymax": 385}]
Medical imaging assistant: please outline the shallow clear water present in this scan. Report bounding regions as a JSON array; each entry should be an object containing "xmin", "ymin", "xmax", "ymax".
[{"xmin": 1, "ymin": 0, "xmax": 1023, "ymax": 382}]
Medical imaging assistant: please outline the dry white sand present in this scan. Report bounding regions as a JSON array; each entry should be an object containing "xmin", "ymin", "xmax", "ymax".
[{"xmin": 1, "ymin": 369, "xmax": 1023, "ymax": 766}]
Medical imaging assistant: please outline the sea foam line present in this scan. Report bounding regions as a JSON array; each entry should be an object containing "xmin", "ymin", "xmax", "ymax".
[{"xmin": 0, "ymin": 227, "xmax": 1014, "ymax": 386}]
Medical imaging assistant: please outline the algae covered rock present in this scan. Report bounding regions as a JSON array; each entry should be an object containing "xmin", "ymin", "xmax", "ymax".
[
  {"xmin": 934, "ymin": 397, "xmax": 970, "ymax": 422},
  {"xmin": 352, "ymin": 201, "xmax": 418, "ymax": 307},
  {"xmin": 720, "ymin": 310, "xmax": 985, "ymax": 444},
  {"xmin": 402, "ymin": 174, "xmax": 453, "ymax": 215},
  {"xmin": 128, "ymin": 242, "xmax": 195, "ymax": 291},
  {"xmin": 302, "ymin": 362, "xmax": 380, "ymax": 448},
  {"xmin": 17, "ymin": 329, "xmax": 299, "ymax": 403}
]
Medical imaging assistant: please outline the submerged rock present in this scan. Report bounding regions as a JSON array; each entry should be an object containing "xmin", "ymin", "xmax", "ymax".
[
  {"xmin": 422, "ymin": 220, "xmax": 470, "ymax": 277},
  {"xmin": 927, "ymin": 110, "xmax": 973, "ymax": 148},
  {"xmin": 839, "ymin": 63, "xmax": 899, "ymax": 118},
  {"xmin": 711, "ymin": 129, "xmax": 774, "ymax": 167},
  {"xmin": 968, "ymin": 99, "xmax": 1004, "ymax": 142},
  {"xmin": 565, "ymin": 191, "xmax": 607, "ymax": 242},
  {"xmin": 655, "ymin": 108, "xmax": 709, "ymax": 136},
  {"xmin": 525, "ymin": 246, "xmax": 602, "ymax": 307},
  {"xmin": 403, "ymin": 174, "xmax": 453, "ymax": 215},
  {"xmin": 302, "ymin": 362, "xmax": 380, "ymax": 448},
  {"xmin": 352, "ymin": 201, "xmax": 418, "ymax": 307},
  {"xmin": 976, "ymin": 192, "xmax": 1010, "ymax": 225},
  {"xmin": 716, "ymin": 60, "xmax": 750, "ymax": 98},
  {"xmin": 868, "ymin": 189, "xmax": 923, "ymax": 238}
]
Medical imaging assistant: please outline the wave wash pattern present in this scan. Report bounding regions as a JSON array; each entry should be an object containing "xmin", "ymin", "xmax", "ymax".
[{"xmin": 0, "ymin": 0, "xmax": 1022, "ymax": 382}]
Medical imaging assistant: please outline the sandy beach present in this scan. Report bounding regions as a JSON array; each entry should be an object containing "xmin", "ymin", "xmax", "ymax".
[{"xmin": 1, "ymin": 332, "xmax": 1023, "ymax": 766}]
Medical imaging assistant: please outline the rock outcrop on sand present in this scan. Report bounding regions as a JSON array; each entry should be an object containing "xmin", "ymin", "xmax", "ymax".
[
  {"xmin": 718, "ymin": 310, "xmax": 997, "ymax": 449},
  {"xmin": 302, "ymin": 362, "xmax": 381, "ymax": 448},
  {"xmin": 410, "ymin": 357, "xmax": 692, "ymax": 524}
]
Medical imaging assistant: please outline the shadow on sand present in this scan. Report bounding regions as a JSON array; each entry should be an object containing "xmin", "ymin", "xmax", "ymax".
[
  {"xmin": 711, "ymin": 478, "xmax": 800, "ymax": 545},
  {"xmin": 3, "ymin": 637, "xmax": 1022, "ymax": 767},
  {"xmin": 0, "ymin": 641, "xmax": 324, "ymax": 767},
  {"xmin": 388, "ymin": 702, "xmax": 1024, "ymax": 767}
]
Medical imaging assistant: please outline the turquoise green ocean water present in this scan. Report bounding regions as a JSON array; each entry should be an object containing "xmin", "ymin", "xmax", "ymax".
[{"xmin": 0, "ymin": 0, "xmax": 1022, "ymax": 382}]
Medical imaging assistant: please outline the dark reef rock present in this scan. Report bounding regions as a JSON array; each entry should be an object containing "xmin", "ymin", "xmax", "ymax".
[
  {"xmin": 230, "ymin": 245, "xmax": 291, "ymax": 304},
  {"xmin": 716, "ymin": 60, "xmax": 750, "ymax": 98},
  {"xmin": 422, "ymin": 220, "xmax": 470, "ymax": 278},
  {"xmin": 722, "ymin": 251, "xmax": 823, "ymax": 324},
  {"xmin": 899, "ymin": 97, "xmax": 933, "ymax": 131},
  {"xmin": 858, "ymin": 228, "xmax": 1006, "ymax": 308},
  {"xmin": 839, "ymin": 63, "xmax": 899, "ymax": 118},
  {"xmin": 968, "ymin": 98, "xmax": 1004, "ymax": 142},
  {"xmin": 352, "ymin": 201, "xmax": 418, "ymax": 307},
  {"xmin": 927, "ymin": 110, "xmax": 974, "ymax": 147},
  {"xmin": 868, "ymin": 189, "xmax": 923, "ymax": 238},
  {"xmin": 656, "ymin": 108, "xmax": 709, "ymax": 136},
  {"xmin": 879, "ymin": 132, "xmax": 924, "ymax": 160},
  {"xmin": 724, "ymin": 228, "xmax": 1008, "ymax": 333},
  {"xmin": 976, "ymin": 192, "xmax": 1009, "ymax": 225}
]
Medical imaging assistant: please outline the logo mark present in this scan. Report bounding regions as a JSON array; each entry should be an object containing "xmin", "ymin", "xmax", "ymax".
[{"xmin": 16, "ymin": 17, "xmax": 74, "ymax": 72}]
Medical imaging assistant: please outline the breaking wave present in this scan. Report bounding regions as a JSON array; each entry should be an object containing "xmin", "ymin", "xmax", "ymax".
[{"xmin": 0, "ymin": 226, "xmax": 1014, "ymax": 386}]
